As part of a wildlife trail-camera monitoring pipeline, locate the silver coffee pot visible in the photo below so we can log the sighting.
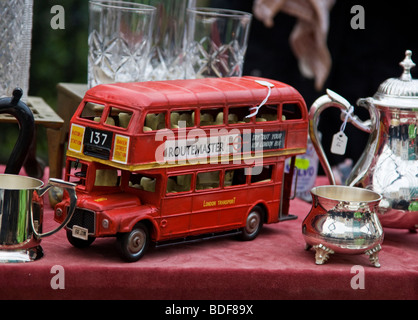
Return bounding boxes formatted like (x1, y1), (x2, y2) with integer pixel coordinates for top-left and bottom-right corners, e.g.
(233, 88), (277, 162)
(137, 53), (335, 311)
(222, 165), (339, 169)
(310, 50), (418, 231)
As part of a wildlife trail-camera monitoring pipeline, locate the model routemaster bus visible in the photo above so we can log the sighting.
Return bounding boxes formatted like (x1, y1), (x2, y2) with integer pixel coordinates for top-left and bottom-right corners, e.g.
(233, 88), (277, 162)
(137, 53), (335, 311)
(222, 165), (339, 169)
(54, 76), (308, 261)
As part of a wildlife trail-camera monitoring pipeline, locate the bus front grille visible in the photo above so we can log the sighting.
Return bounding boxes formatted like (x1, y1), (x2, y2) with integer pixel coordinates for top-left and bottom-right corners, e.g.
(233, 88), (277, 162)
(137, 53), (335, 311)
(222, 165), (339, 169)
(67, 208), (96, 234)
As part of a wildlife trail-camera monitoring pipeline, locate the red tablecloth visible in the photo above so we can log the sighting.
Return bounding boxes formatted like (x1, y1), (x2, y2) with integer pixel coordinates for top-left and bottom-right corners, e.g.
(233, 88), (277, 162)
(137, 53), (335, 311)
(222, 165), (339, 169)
(0, 171), (417, 301)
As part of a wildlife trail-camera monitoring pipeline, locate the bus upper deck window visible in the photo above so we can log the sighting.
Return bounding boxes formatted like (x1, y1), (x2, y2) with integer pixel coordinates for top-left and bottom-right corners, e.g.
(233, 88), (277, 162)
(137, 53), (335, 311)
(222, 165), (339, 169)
(282, 103), (302, 120)
(256, 105), (278, 122)
(105, 107), (133, 129)
(228, 106), (251, 124)
(170, 110), (195, 129)
(200, 107), (224, 126)
(80, 102), (105, 122)
(144, 112), (166, 131)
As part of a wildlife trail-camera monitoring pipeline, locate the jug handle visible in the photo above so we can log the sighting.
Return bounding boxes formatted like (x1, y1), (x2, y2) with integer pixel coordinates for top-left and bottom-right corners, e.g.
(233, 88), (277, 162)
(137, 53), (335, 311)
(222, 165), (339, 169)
(0, 88), (35, 175)
(309, 89), (376, 185)
(31, 179), (77, 239)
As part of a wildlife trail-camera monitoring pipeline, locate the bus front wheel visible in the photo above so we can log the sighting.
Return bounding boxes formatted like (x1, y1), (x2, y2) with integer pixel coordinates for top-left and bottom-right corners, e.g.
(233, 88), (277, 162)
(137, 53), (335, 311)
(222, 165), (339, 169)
(240, 206), (264, 241)
(66, 230), (95, 248)
(117, 223), (150, 262)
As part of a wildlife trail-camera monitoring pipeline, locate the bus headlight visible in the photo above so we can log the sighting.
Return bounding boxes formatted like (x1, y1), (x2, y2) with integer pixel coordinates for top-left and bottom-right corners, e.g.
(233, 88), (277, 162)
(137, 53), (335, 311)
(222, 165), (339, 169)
(102, 219), (109, 229)
(56, 208), (63, 218)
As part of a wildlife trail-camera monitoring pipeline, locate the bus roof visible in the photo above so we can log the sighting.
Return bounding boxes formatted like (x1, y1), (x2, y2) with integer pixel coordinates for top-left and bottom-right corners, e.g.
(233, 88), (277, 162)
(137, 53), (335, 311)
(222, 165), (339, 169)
(84, 76), (304, 109)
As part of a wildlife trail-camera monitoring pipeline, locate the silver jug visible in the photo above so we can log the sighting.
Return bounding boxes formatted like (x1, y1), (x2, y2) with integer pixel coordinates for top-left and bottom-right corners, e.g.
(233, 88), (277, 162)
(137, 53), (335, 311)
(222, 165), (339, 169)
(0, 89), (77, 262)
(310, 50), (418, 231)
(0, 175), (77, 262)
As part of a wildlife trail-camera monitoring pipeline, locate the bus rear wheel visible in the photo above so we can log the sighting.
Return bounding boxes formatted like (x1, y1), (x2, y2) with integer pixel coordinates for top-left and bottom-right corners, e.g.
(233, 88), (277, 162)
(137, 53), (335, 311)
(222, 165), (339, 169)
(117, 223), (150, 262)
(240, 205), (264, 241)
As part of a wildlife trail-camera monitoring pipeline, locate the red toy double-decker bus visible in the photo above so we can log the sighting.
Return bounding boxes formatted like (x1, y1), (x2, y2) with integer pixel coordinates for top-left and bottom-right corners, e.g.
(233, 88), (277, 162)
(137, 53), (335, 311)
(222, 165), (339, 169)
(54, 76), (308, 261)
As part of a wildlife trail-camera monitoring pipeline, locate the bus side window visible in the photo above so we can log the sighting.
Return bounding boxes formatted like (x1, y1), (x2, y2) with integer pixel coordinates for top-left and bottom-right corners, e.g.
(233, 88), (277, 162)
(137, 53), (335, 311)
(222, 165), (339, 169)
(144, 112), (166, 131)
(166, 174), (192, 194)
(105, 107), (133, 129)
(228, 106), (251, 124)
(80, 102), (105, 122)
(282, 103), (302, 120)
(256, 105), (278, 122)
(224, 168), (247, 187)
(67, 161), (88, 186)
(251, 165), (273, 184)
(129, 173), (157, 192)
(196, 171), (220, 190)
(170, 109), (195, 128)
(94, 169), (121, 187)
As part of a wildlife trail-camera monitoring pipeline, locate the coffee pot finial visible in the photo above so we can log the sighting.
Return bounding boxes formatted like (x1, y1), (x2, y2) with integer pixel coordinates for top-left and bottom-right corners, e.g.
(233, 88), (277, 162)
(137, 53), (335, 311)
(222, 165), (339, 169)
(400, 50), (415, 81)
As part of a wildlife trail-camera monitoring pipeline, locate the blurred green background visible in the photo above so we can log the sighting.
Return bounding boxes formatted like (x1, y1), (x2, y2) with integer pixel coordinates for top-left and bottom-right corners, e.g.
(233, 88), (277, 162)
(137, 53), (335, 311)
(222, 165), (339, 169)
(1, 0), (208, 166)
(30, 0), (89, 107)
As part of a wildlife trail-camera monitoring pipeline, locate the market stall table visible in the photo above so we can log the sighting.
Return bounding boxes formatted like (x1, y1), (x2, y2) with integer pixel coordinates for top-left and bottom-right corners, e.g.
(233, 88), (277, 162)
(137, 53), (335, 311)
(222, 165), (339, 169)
(0, 171), (417, 300)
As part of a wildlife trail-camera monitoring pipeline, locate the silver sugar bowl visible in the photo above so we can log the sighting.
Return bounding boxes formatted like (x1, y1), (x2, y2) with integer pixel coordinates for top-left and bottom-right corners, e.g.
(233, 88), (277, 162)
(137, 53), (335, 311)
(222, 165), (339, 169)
(303, 185), (384, 267)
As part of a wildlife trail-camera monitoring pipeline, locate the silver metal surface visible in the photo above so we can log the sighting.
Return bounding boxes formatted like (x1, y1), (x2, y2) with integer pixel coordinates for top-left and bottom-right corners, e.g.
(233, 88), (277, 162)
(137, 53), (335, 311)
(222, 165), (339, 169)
(0, 175), (77, 263)
(303, 185), (384, 267)
(309, 50), (418, 230)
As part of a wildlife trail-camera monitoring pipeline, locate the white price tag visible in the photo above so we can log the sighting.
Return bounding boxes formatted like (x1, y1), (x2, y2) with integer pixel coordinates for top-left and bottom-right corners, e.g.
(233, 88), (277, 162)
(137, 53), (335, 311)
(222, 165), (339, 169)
(331, 131), (348, 155)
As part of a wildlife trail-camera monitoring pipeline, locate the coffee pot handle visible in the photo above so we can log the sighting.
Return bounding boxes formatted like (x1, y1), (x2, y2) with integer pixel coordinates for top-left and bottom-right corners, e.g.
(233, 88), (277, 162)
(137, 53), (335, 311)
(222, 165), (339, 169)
(32, 179), (77, 239)
(0, 88), (35, 174)
(309, 89), (377, 185)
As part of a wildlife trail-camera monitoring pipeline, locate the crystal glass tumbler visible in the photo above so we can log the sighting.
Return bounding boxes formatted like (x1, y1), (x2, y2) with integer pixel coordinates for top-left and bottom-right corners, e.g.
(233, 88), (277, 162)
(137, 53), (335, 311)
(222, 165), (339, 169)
(88, 0), (156, 88)
(185, 7), (252, 79)
(133, 0), (195, 80)
(0, 0), (33, 101)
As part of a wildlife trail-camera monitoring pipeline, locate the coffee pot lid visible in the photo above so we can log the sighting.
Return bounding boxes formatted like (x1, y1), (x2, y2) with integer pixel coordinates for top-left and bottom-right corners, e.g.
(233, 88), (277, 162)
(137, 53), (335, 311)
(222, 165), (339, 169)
(372, 50), (418, 108)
